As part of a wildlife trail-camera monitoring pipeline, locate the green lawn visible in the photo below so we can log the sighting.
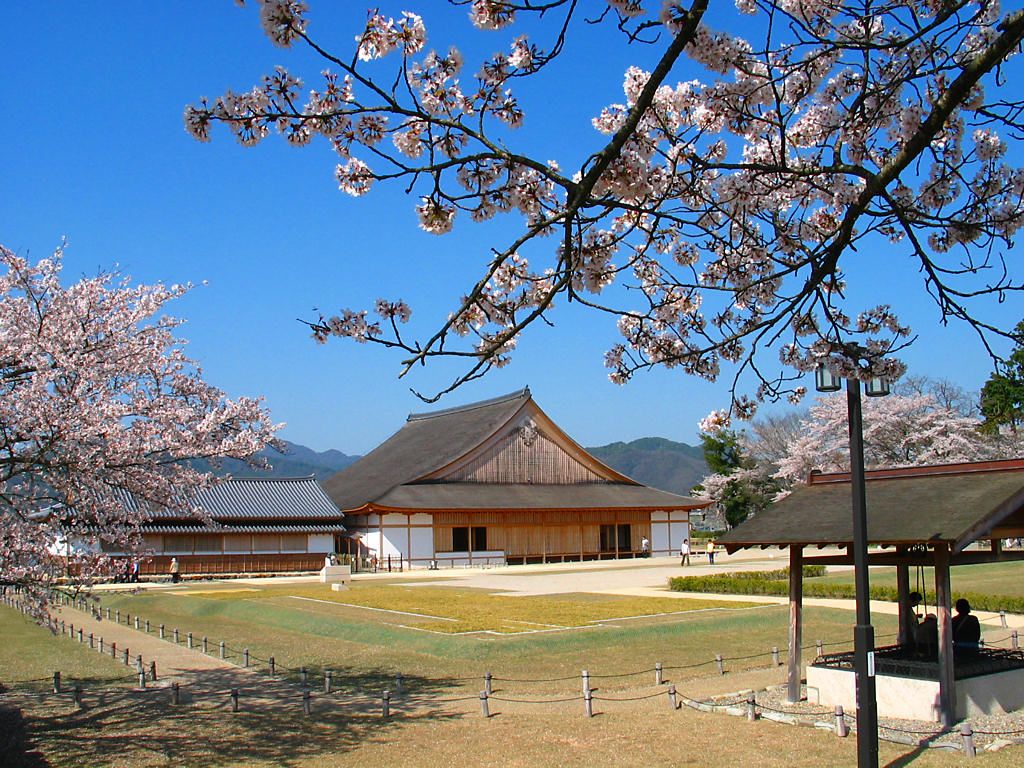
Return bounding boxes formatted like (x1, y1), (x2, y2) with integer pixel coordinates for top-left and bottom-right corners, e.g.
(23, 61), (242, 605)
(4, 577), (1023, 768)
(819, 560), (1024, 599)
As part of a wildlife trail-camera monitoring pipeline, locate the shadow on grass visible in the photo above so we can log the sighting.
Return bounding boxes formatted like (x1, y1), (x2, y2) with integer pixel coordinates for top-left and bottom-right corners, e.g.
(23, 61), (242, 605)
(0, 685), (52, 768)
(17, 666), (472, 767)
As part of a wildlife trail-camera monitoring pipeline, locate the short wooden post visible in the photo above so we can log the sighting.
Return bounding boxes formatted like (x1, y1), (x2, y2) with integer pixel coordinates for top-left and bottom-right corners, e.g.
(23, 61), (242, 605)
(187, 632), (193, 649)
(484, 672), (492, 695)
(67, 622), (73, 637)
(834, 705), (849, 737)
(1000, 610), (1007, 629)
(135, 654), (143, 673)
(98, 637), (104, 654)
(816, 639), (823, 657)
(382, 690), (391, 718)
(138, 670), (146, 689)
(716, 654), (724, 675)
(105, 607), (111, 620)
(301, 667), (308, 686)
(115, 610), (120, 624)
(173, 628), (179, 644)
(219, 641), (225, 659)
(159, 624), (165, 640)
(581, 670), (590, 695)
(134, 616), (140, 630)
(53, 671), (61, 694)
(111, 641), (117, 659)
(122, 648), (129, 665)
(243, 648), (250, 667)
(171, 682), (180, 705)
(395, 672), (403, 693)
(269, 657), (276, 676)
(961, 723), (976, 758)
(746, 693), (758, 721)
(303, 689), (312, 716)
(668, 684), (678, 710)
(771, 646), (780, 666)
(77, 628), (84, 643)
(584, 689), (593, 718)
(73, 685), (82, 709)
(480, 691), (490, 717)
(88, 632), (94, 649)
(145, 619), (150, 633)
(231, 688), (239, 712)
(655, 662), (663, 685)
(324, 670), (333, 693)
(203, 636), (209, 654)
(1012, 630), (1019, 650)
(150, 661), (157, 681)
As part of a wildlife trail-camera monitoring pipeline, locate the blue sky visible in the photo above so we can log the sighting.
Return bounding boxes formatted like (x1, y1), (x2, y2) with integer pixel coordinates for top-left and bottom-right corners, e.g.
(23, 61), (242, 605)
(4, 2), (1020, 455)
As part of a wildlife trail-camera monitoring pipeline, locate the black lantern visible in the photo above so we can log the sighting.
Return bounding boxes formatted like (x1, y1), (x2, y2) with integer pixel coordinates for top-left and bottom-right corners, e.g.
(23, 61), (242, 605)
(815, 365), (842, 392)
(864, 377), (890, 397)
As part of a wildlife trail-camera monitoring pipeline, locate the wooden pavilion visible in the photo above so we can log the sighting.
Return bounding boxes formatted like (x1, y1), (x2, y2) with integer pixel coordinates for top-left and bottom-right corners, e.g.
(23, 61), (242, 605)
(718, 458), (1024, 725)
(323, 388), (709, 567)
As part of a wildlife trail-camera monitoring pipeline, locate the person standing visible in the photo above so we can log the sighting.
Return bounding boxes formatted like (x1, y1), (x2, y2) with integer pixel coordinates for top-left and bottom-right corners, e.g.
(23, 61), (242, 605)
(706, 539), (716, 565)
(640, 536), (650, 557)
(680, 538), (691, 567)
(130, 560), (140, 583)
(169, 557), (180, 584)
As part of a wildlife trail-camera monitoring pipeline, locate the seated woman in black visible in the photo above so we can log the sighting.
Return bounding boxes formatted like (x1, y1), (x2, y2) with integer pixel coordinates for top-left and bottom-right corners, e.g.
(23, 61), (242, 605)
(952, 598), (982, 656)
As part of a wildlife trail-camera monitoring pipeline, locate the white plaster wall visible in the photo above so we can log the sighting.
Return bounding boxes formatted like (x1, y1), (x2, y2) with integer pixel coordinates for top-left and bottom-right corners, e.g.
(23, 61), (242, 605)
(409, 526), (434, 564)
(960, 668), (1024, 718)
(653, 517), (689, 556)
(307, 534), (334, 554)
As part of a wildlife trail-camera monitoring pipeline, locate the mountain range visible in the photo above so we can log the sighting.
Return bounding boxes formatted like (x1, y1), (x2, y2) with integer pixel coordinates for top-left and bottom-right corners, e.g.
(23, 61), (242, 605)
(219, 437), (709, 497)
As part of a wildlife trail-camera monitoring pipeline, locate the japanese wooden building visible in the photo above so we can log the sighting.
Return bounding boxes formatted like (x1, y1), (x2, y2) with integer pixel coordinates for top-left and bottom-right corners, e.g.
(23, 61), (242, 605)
(323, 388), (708, 567)
(127, 476), (346, 576)
(718, 458), (1024, 725)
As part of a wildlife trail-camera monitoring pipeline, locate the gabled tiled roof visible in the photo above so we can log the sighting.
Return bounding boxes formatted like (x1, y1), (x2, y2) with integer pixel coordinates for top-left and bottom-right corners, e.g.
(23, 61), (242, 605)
(323, 388), (534, 510)
(719, 458), (1024, 551)
(139, 476), (343, 524)
(323, 387), (707, 512)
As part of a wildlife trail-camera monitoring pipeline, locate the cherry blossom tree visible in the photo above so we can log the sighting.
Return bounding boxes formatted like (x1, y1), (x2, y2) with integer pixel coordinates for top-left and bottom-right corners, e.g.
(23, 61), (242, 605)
(1, 245), (280, 609)
(773, 390), (1000, 482)
(188, 1), (1024, 406)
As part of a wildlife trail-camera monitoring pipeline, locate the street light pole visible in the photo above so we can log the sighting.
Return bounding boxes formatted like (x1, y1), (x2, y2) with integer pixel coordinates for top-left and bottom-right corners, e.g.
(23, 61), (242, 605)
(847, 378), (879, 768)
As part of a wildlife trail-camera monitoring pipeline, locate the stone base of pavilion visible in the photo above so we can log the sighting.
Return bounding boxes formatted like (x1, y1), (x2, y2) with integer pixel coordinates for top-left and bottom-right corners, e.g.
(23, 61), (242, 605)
(807, 645), (1024, 721)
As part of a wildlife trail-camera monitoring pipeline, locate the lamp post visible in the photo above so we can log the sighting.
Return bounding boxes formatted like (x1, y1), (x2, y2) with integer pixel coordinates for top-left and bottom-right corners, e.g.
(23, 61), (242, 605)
(816, 363), (889, 768)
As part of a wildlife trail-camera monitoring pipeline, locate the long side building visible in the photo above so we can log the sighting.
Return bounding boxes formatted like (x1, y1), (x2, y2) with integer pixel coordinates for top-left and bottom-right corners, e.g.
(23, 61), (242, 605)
(323, 388), (708, 567)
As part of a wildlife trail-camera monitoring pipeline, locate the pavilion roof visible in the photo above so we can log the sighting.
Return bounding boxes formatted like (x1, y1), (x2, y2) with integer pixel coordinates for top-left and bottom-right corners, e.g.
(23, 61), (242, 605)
(718, 459), (1024, 553)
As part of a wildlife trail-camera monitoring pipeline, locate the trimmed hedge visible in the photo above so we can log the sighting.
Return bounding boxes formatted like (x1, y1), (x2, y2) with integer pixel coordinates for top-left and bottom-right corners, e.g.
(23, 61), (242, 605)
(667, 572), (1024, 614)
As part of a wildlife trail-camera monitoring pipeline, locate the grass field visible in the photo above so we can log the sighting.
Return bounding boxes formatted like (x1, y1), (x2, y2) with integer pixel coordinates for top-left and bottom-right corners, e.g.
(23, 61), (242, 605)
(2, 575), (1022, 767)
(817, 560), (1024, 600)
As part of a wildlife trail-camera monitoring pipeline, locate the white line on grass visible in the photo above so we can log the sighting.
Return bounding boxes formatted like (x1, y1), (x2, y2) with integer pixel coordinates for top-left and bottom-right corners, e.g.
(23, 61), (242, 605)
(287, 595), (458, 621)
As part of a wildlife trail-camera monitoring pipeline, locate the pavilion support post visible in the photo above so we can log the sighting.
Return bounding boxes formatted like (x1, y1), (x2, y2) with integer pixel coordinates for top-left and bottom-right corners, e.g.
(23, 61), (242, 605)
(934, 544), (956, 727)
(896, 558), (913, 646)
(787, 545), (804, 703)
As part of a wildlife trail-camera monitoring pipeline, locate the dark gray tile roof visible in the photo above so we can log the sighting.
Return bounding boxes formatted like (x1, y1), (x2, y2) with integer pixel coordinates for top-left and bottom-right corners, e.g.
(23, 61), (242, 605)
(323, 387), (707, 512)
(374, 482), (705, 510)
(719, 460), (1024, 551)
(141, 523), (347, 534)
(141, 476), (343, 524)
(323, 388), (535, 510)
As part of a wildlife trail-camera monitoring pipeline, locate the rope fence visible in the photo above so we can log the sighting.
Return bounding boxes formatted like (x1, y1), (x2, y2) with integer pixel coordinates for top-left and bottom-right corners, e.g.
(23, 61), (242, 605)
(5, 586), (1024, 757)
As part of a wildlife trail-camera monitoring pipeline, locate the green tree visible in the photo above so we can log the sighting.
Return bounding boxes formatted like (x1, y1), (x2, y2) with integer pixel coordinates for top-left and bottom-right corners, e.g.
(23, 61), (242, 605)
(980, 321), (1024, 435)
(695, 430), (780, 528)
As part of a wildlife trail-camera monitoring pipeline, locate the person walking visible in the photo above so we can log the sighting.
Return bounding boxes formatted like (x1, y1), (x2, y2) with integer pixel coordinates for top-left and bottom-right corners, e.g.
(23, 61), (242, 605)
(169, 557), (180, 584)
(706, 539), (716, 565)
(680, 538), (691, 567)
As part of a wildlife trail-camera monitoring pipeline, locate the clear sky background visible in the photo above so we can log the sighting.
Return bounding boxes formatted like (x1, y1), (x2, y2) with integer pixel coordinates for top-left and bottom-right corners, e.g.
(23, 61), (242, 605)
(4, 2), (1020, 455)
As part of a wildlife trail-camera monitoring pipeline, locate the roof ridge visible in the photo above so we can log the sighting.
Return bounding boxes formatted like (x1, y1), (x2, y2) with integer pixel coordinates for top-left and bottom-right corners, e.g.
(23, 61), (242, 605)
(808, 457), (1024, 484)
(220, 475), (318, 482)
(406, 387), (531, 422)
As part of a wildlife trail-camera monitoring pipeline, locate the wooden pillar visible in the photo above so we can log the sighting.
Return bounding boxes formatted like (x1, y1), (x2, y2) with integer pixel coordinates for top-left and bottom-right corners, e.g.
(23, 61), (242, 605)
(934, 544), (956, 727)
(896, 557), (912, 646)
(787, 545), (804, 703)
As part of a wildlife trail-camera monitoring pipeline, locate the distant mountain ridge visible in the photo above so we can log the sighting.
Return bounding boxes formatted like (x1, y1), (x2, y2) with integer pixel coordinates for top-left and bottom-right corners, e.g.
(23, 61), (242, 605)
(586, 437), (709, 497)
(213, 436), (709, 496)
